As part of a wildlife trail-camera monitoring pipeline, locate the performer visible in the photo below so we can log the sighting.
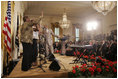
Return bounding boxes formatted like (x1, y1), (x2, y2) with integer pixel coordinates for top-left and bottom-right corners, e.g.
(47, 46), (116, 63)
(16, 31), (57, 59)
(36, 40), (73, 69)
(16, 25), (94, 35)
(20, 16), (33, 71)
(59, 35), (70, 55)
(43, 25), (59, 58)
(32, 23), (39, 66)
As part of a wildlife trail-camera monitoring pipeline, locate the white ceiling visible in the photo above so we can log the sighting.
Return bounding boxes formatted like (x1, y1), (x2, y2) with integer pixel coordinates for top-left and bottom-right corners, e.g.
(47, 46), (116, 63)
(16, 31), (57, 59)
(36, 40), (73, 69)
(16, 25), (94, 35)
(22, 1), (113, 18)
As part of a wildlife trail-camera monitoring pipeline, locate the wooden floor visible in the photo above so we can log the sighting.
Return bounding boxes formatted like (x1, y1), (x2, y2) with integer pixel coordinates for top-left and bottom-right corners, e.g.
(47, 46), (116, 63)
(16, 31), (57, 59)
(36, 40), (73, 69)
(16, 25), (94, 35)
(8, 54), (82, 78)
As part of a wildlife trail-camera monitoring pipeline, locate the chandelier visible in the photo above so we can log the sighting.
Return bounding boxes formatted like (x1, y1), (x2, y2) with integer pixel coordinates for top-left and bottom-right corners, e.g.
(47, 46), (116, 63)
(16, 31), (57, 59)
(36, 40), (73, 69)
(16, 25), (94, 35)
(91, 1), (116, 15)
(59, 9), (70, 29)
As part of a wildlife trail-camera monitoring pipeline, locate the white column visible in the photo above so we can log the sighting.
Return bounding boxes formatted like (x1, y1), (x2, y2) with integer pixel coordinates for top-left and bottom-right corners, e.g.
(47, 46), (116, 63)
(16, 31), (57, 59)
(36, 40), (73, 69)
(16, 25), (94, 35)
(12, 2), (18, 60)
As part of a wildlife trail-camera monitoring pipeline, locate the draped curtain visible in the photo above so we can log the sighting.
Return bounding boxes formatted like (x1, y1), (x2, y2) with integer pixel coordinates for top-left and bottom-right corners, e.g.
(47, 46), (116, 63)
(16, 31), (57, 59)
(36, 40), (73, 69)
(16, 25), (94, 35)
(51, 22), (63, 42)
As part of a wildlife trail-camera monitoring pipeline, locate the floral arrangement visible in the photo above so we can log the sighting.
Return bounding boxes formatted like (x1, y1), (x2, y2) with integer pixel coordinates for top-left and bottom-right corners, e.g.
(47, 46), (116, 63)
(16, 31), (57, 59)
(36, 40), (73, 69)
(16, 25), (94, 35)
(69, 57), (117, 78)
(83, 54), (96, 62)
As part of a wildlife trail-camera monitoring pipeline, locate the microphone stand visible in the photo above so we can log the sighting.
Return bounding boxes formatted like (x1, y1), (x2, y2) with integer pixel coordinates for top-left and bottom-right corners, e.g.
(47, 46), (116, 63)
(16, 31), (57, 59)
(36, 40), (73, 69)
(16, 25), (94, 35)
(33, 14), (47, 72)
(38, 34), (47, 72)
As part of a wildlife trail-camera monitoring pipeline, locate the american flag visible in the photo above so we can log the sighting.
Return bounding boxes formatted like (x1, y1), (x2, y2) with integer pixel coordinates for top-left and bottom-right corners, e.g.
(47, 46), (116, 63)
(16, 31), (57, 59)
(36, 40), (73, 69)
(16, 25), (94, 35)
(3, 1), (11, 55)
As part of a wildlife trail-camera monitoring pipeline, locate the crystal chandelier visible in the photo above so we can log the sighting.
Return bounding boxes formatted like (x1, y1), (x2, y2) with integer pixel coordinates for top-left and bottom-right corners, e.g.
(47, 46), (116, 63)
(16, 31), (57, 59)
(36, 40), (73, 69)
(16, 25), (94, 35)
(59, 9), (70, 29)
(92, 1), (116, 15)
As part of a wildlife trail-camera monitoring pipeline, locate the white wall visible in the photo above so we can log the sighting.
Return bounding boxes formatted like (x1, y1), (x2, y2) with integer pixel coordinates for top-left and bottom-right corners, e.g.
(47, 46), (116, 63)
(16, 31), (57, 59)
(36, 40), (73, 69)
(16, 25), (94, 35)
(81, 7), (117, 40)
(102, 7), (117, 34)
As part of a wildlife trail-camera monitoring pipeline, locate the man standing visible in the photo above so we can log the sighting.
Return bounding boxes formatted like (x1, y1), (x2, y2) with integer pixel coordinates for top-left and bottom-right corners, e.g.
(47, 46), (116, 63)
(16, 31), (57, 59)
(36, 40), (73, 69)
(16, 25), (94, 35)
(43, 25), (59, 59)
(32, 23), (39, 66)
(20, 16), (33, 71)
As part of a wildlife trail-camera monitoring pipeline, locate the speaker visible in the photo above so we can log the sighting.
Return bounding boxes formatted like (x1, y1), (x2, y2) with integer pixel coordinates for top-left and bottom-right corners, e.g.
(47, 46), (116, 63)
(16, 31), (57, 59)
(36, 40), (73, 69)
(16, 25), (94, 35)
(48, 54), (55, 61)
(49, 59), (61, 71)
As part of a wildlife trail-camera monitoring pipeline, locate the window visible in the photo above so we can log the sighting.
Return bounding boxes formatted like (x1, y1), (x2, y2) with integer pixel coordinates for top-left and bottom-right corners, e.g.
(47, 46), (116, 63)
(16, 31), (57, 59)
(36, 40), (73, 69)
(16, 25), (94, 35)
(75, 28), (79, 41)
(55, 27), (59, 42)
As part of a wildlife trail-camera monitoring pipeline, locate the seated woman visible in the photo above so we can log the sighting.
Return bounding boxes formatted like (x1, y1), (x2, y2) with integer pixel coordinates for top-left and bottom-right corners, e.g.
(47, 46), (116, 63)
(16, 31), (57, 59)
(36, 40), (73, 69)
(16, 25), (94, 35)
(65, 41), (74, 56)
(53, 42), (59, 53)
(53, 42), (61, 53)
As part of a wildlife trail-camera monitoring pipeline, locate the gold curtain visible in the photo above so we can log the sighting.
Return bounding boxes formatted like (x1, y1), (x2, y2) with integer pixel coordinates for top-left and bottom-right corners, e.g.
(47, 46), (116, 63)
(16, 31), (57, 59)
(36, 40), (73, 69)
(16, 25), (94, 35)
(51, 22), (63, 42)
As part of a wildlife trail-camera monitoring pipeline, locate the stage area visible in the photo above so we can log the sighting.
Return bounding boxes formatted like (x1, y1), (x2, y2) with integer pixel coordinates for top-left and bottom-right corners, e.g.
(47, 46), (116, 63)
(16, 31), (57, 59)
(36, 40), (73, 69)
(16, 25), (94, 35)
(8, 54), (83, 78)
